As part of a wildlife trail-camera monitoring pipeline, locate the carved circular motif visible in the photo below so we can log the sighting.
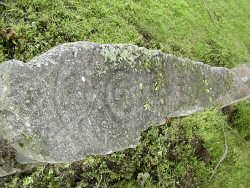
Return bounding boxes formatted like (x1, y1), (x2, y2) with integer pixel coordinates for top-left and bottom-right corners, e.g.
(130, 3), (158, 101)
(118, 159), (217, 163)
(104, 69), (139, 123)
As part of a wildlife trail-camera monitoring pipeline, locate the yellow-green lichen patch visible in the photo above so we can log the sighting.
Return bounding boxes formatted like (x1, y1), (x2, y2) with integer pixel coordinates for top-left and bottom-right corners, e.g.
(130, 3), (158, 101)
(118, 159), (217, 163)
(203, 79), (209, 87)
(140, 57), (167, 93)
(139, 83), (144, 91)
(144, 99), (152, 111)
(143, 60), (154, 73)
(224, 72), (234, 91)
(154, 72), (165, 92)
(18, 133), (33, 148)
(17, 132), (49, 161)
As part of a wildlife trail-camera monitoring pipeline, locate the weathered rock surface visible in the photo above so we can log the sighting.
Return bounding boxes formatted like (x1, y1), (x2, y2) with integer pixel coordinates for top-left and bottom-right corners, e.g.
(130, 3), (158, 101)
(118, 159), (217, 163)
(0, 42), (249, 169)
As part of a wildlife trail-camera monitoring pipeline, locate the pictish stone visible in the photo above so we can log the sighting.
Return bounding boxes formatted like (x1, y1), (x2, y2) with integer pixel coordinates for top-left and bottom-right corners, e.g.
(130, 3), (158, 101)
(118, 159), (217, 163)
(0, 42), (249, 173)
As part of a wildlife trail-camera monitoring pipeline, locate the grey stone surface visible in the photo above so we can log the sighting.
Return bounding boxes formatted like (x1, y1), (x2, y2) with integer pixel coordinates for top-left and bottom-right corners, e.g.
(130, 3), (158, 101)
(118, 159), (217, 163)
(0, 41), (249, 167)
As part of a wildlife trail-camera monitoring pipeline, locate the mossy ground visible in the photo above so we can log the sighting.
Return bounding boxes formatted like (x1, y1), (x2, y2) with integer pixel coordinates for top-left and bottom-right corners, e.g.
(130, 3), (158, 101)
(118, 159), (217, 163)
(0, 0), (250, 187)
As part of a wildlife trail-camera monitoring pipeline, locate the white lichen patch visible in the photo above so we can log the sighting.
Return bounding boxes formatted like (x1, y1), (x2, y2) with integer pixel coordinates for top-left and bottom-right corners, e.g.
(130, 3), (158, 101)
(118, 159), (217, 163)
(81, 76), (86, 83)
(139, 83), (144, 91)
(241, 76), (249, 83)
(100, 44), (156, 68)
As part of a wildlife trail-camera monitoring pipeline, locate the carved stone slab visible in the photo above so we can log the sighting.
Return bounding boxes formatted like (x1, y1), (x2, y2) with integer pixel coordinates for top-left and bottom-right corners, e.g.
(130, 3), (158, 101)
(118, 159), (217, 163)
(0, 42), (249, 166)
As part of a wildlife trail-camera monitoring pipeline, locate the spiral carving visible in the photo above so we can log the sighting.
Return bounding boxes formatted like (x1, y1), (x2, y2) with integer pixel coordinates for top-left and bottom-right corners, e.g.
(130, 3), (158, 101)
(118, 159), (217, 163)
(103, 68), (139, 124)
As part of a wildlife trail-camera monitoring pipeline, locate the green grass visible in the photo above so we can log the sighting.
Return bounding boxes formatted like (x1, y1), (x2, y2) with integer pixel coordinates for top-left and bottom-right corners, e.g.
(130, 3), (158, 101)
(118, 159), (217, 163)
(0, 0), (250, 187)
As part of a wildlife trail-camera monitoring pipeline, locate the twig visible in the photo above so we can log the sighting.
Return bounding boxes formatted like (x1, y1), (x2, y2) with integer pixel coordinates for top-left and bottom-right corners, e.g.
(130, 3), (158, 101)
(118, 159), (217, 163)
(209, 123), (228, 182)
